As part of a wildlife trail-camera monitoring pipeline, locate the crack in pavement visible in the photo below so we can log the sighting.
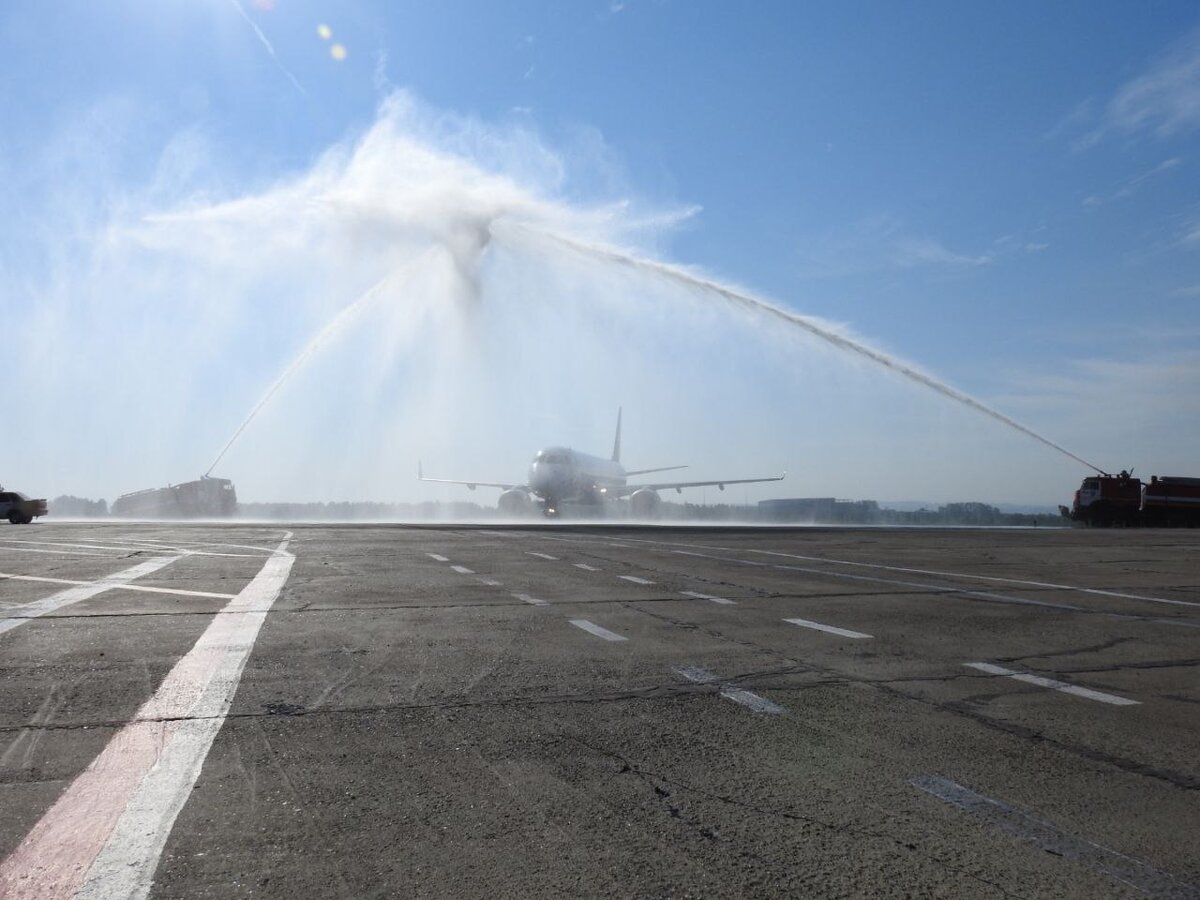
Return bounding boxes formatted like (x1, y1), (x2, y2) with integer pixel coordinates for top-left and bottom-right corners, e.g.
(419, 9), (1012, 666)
(561, 734), (1029, 899)
(999, 636), (1138, 663)
(618, 603), (1200, 792)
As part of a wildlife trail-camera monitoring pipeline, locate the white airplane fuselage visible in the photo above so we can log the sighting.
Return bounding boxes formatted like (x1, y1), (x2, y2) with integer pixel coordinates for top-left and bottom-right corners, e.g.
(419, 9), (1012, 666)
(528, 446), (624, 509)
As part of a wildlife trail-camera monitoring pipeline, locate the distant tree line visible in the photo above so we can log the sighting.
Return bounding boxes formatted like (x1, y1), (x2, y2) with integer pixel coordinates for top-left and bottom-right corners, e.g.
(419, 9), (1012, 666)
(49, 495), (108, 516)
(236, 501), (489, 520)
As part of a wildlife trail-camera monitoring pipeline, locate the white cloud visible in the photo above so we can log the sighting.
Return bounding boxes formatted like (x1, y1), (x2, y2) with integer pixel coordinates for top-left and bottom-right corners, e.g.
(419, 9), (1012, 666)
(998, 350), (1200, 477)
(796, 215), (994, 277)
(1082, 157), (1183, 208)
(1069, 28), (1200, 147)
(891, 237), (992, 268)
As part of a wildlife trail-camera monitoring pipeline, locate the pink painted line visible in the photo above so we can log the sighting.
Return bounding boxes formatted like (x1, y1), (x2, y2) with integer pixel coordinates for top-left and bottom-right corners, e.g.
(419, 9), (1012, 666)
(0, 540), (294, 899)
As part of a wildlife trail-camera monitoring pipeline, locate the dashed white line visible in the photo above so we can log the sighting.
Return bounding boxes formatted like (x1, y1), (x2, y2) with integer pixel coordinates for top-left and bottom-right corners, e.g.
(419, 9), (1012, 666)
(719, 687), (786, 714)
(513, 593), (549, 607)
(478, 578), (502, 586)
(527, 552), (558, 560)
(426, 553), (449, 562)
(573, 563), (599, 571)
(569, 619), (628, 642)
(965, 662), (1138, 706)
(783, 617), (873, 639)
(675, 666), (785, 714)
(618, 575), (655, 585)
(0, 557), (183, 637)
(680, 590), (736, 605)
(450, 565), (474, 575)
(911, 776), (1191, 895)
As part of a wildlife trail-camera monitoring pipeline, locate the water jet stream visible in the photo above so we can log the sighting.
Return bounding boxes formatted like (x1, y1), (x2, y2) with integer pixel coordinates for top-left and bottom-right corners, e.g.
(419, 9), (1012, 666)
(205, 250), (435, 476)
(513, 223), (1103, 475)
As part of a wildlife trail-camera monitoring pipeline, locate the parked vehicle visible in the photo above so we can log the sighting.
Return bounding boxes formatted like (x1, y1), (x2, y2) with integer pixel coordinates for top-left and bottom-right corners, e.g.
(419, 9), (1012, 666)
(1061, 471), (1200, 526)
(0, 487), (48, 524)
(111, 476), (238, 518)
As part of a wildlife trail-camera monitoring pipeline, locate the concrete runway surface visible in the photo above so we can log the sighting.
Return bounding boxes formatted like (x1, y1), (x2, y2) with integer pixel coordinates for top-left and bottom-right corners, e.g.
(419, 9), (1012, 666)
(1, 523), (1198, 899)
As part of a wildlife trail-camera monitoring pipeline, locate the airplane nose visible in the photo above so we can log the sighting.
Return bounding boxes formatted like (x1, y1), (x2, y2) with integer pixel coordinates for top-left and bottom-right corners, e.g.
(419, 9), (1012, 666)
(531, 462), (559, 493)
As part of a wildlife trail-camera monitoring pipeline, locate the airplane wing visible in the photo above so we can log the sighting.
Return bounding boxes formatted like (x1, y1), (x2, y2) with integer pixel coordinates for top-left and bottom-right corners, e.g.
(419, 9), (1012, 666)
(418, 461), (522, 492)
(623, 465), (688, 477)
(605, 473), (786, 497)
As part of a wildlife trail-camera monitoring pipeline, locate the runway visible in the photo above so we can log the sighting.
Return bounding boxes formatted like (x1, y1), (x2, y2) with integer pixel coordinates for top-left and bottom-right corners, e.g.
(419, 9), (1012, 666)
(1, 523), (1198, 898)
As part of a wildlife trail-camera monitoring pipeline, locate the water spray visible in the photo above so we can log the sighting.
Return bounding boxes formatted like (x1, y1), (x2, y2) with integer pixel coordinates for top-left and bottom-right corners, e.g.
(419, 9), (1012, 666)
(205, 249), (436, 476)
(511, 223), (1105, 475)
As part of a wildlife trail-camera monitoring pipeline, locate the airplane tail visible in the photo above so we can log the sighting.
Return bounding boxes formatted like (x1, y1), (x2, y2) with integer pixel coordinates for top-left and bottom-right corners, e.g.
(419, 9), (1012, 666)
(611, 408), (622, 462)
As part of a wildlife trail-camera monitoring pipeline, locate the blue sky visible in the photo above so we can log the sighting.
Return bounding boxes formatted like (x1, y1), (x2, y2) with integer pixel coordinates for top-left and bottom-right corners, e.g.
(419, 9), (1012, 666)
(2, 1), (1199, 506)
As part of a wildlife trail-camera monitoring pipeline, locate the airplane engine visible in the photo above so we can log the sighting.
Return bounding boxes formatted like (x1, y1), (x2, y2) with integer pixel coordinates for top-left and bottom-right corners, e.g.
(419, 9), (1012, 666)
(630, 489), (661, 519)
(498, 488), (534, 516)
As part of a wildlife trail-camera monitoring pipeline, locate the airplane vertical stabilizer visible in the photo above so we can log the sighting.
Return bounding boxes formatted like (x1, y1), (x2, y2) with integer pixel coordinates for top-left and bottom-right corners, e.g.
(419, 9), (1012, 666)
(612, 408), (622, 463)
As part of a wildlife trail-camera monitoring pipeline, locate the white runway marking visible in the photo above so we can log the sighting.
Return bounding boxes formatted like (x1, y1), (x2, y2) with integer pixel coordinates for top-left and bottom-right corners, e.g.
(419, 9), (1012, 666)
(527, 552), (558, 560)
(0, 546), (115, 558)
(569, 619), (628, 642)
(478, 577), (502, 586)
(513, 593), (549, 607)
(749, 548), (1200, 609)
(570, 534), (1199, 611)
(629, 543), (1200, 627)
(450, 565), (475, 575)
(784, 617), (873, 639)
(964, 662), (1138, 706)
(426, 553), (449, 562)
(0, 557), (183, 637)
(680, 590), (736, 605)
(0, 539), (295, 899)
(0, 539), (153, 555)
(573, 563), (599, 571)
(675, 666), (785, 714)
(911, 776), (1194, 896)
(673, 548), (768, 566)
(619, 575), (655, 585)
(0, 572), (236, 601)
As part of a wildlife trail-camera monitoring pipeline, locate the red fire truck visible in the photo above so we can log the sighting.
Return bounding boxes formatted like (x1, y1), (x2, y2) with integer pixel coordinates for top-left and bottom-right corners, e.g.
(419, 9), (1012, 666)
(1062, 472), (1200, 526)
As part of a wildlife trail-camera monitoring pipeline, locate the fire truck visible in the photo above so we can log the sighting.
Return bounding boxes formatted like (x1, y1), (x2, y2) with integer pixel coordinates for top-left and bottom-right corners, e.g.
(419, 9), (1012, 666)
(1061, 471), (1200, 526)
(111, 476), (238, 518)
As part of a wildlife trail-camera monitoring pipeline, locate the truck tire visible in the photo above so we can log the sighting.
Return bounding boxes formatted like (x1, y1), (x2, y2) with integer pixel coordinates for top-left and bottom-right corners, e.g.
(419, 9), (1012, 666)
(7, 510), (21, 525)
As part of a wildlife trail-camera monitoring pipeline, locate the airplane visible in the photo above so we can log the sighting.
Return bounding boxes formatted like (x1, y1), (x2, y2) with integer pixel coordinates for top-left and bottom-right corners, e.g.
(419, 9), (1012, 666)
(418, 410), (785, 517)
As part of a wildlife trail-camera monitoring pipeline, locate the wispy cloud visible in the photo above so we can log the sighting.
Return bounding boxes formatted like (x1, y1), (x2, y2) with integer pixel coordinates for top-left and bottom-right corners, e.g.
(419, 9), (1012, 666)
(1083, 156), (1183, 208)
(796, 215), (996, 278)
(997, 350), (1200, 474)
(1065, 28), (1200, 148)
(891, 237), (992, 268)
(229, 0), (306, 96)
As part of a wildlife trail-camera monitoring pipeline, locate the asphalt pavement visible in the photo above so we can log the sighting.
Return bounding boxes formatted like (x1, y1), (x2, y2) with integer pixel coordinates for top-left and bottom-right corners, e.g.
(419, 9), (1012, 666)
(1, 522), (1198, 898)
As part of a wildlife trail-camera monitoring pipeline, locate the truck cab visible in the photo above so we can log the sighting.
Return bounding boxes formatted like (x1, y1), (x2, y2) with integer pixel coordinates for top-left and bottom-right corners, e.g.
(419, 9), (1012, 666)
(1066, 472), (1141, 526)
(0, 489), (48, 524)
